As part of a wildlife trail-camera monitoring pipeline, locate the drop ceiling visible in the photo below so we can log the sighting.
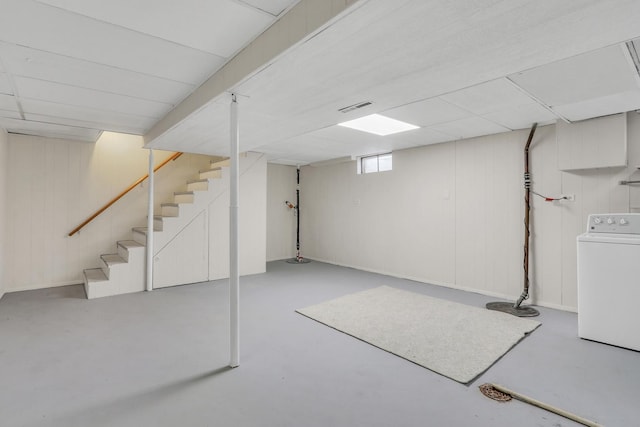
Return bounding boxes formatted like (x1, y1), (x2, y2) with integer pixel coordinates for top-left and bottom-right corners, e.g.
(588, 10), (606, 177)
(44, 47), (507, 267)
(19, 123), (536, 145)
(146, 0), (640, 165)
(0, 0), (298, 141)
(1, 0), (640, 165)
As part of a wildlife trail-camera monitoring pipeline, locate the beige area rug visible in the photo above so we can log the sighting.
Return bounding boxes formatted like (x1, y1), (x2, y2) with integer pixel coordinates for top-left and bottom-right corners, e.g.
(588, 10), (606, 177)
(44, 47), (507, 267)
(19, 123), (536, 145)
(296, 286), (540, 384)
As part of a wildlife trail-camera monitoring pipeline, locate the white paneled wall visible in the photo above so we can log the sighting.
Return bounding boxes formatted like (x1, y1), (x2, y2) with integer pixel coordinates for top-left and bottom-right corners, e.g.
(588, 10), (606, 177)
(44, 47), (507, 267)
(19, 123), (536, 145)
(207, 154), (267, 280)
(299, 113), (640, 311)
(5, 132), (212, 292)
(0, 127), (8, 299)
(266, 164), (297, 261)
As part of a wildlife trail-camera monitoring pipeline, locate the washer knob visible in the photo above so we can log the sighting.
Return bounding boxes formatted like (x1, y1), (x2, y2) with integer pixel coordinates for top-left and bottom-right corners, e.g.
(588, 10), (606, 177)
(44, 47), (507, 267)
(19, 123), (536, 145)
(620, 218), (628, 225)
(607, 217), (614, 225)
(594, 217), (602, 224)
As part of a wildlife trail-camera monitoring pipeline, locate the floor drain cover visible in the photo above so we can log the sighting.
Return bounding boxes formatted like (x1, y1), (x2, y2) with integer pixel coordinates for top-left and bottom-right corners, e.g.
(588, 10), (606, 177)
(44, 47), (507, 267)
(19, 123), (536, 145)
(285, 257), (311, 264)
(479, 384), (512, 402)
(486, 301), (540, 317)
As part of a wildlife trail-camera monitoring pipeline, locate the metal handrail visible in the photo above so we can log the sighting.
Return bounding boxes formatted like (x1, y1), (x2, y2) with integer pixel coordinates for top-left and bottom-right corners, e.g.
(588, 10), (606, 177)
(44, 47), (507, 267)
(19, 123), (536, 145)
(68, 152), (183, 237)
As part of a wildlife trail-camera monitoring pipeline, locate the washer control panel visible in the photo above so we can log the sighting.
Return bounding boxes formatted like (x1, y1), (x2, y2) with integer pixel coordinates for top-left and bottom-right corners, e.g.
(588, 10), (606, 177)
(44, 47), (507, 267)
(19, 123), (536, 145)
(587, 213), (640, 234)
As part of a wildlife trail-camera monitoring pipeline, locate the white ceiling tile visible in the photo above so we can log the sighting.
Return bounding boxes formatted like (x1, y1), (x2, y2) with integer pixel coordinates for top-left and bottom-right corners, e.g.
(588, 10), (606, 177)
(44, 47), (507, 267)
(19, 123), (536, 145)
(0, 0), (635, 161)
(0, 0), (225, 84)
(267, 158), (313, 166)
(553, 90), (640, 122)
(35, 0), (275, 58)
(0, 110), (21, 119)
(0, 72), (13, 94)
(150, 101), (231, 154)
(24, 112), (152, 135)
(482, 102), (558, 130)
(312, 125), (387, 145)
(381, 98), (471, 127)
(295, 126), (422, 158)
(0, 93), (19, 111)
(387, 127), (456, 146)
(20, 98), (154, 133)
(429, 117), (510, 140)
(262, 134), (338, 155)
(257, 131), (364, 164)
(0, 117), (101, 141)
(23, 113), (140, 135)
(148, 1), (640, 159)
(0, 43), (195, 104)
(15, 77), (171, 119)
(440, 78), (537, 115)
(239, 0), (298, 16)
(509, 44), (640, 107)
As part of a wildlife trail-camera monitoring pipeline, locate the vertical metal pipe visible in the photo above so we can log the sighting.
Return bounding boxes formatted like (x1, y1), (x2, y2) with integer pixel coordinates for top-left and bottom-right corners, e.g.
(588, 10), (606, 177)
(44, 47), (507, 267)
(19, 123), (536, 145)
(515, 123), (537, 308)
(296, 166), (300, 259)
(146, 149), (154, 292)
(229, 94), (240, 368)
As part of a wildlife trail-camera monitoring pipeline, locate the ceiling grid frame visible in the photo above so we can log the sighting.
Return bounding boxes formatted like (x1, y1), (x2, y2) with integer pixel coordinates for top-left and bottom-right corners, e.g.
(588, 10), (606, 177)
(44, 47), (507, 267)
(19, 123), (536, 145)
(0, 0), (639, 158)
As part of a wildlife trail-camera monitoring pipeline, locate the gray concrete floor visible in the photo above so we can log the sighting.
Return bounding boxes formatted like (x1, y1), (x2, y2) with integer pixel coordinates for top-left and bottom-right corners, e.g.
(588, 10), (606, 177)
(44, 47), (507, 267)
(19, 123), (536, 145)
(0, 261), (638, 426)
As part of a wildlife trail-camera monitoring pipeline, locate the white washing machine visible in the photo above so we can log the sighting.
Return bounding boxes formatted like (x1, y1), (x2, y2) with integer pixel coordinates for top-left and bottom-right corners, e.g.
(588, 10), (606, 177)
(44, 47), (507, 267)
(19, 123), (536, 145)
(577, 213), (640, 351)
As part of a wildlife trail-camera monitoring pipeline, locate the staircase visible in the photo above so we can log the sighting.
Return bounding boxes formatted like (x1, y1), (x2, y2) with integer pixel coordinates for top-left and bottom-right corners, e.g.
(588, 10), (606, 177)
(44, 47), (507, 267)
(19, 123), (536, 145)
(83, 155), (243, 299)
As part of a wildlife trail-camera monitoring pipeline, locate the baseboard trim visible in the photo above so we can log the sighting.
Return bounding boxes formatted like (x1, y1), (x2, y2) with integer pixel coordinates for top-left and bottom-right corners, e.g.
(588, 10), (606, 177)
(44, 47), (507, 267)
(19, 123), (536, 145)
(305, 257), (578, 313)
(267, 256), (296, 262)
(7, 280), (83, 293)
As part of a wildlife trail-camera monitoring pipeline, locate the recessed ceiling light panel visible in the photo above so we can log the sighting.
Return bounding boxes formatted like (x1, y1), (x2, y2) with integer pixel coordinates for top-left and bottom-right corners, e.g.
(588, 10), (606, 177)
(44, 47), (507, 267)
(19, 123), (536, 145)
(338, 113), (419, 136)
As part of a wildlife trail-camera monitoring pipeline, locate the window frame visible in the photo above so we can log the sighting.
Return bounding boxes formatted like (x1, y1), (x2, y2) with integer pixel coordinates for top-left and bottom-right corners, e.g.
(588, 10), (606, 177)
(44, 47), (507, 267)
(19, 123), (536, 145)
(357, 152), (393, 174)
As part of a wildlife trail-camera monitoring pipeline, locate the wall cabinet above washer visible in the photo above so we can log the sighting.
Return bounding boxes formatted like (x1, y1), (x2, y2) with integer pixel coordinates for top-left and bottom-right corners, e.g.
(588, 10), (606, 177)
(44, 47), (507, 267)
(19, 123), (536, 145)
(557, 113), (627, 171)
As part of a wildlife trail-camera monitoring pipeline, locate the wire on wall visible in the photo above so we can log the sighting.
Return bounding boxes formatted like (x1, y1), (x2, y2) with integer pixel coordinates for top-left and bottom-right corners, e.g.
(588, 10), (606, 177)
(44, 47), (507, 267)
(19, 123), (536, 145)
(530, 191), (571, 202)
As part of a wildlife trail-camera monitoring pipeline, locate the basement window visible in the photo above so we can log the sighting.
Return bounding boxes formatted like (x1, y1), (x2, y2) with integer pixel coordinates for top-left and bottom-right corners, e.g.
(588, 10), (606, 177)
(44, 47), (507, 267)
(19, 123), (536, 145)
(357, 153), (392, 174)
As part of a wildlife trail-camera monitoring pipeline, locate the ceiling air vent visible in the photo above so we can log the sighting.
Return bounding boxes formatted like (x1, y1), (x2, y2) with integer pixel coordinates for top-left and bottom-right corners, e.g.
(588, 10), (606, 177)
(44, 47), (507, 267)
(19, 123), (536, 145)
(628, 39), (640, 77)
(338, 101), (373, 113)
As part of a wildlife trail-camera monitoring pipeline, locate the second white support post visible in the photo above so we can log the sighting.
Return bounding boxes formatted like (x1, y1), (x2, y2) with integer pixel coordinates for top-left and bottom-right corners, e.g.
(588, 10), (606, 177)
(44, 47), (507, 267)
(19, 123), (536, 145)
(229, 94), (240, 368)
(146, 149), (154, 292)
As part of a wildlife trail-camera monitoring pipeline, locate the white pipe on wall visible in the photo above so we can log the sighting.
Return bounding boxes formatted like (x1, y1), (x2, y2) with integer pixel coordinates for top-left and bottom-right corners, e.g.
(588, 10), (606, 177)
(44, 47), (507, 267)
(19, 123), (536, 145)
(229, 94), (240, 368)
(146, 149), (154, 292)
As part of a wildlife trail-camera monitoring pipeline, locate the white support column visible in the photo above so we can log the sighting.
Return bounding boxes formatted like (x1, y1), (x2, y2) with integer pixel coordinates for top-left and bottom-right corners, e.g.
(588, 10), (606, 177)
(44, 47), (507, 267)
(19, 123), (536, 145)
(146, 149), (154, 292)
(229, 94), (240, 368)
